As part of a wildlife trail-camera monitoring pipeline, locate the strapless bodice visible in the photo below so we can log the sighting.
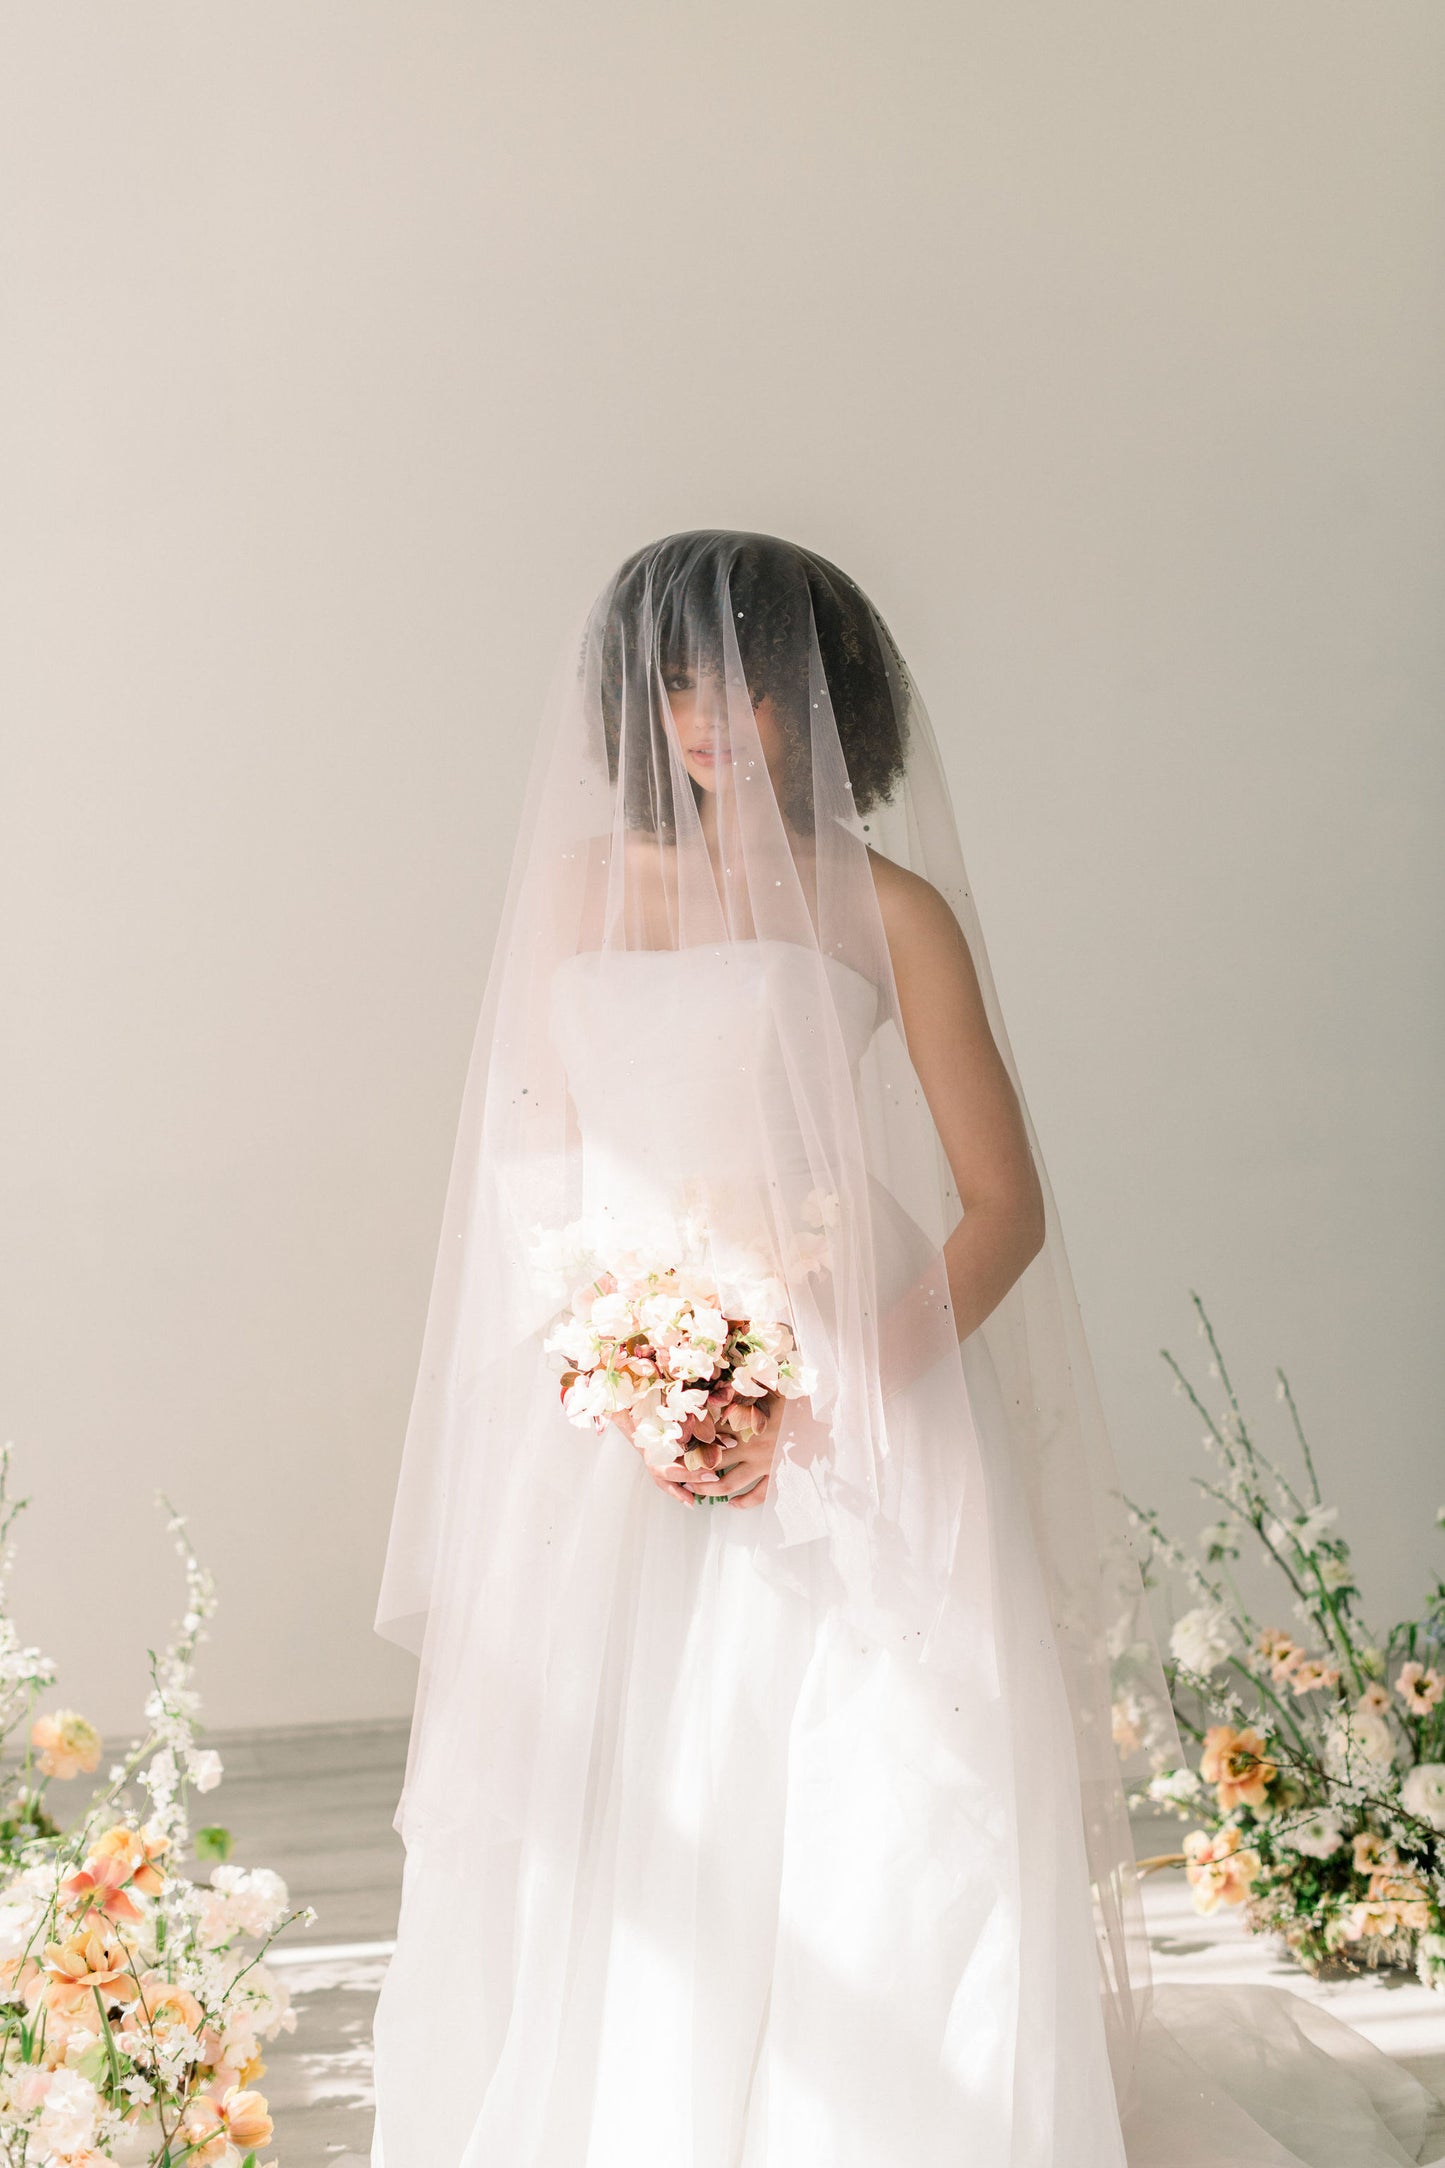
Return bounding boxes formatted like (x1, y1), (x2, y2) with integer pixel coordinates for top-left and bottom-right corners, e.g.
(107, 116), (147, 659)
(547, 940), (881, 1238)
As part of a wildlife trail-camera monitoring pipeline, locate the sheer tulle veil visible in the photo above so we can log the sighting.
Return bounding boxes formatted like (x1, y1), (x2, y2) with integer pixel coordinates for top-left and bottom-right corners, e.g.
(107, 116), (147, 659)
(374, 529), (1174, 2093)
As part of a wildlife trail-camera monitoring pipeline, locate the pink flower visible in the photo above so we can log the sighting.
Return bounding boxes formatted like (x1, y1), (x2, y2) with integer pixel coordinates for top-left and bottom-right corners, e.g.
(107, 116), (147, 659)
(1351, 1829), (1384, 1876)
(1184, 1827), (1260, 1913)
(1357, 1683), (1391, 1716)
(58, 1855), (142, 1926)
(1200, 1726), (1276, 1812)
(1396, 1662), (1445, 1716)
(30, 1710), (101, 1781)
(1289, 1659), (1341, 1697)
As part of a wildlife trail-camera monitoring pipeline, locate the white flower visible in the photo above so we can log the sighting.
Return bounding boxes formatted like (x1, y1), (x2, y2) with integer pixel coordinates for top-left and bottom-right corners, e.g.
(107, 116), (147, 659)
(37, 2068), (100, 2155)
(1417, 1932), (1445, 1990)
(1169, 1606), (1234, 1677)
(220, 1864), (289, 1938)
(801, 1187), (840, 1230)
(1266, 1504), (1339, 1556)
(684, 1304), (728, 1350)
(1400, 1763), (1445, 1833)
(228, 1960), (294, 2040)
(1315, 1555), (1354, 1592)
(187, 1747), (223, 1792)
(106, 2108), (166, 2165)
(628, 1389), (683, 1471)
(1198, 1519), (1240, 1557)
(1278, 1810), (1344, 1860)
(1326, 1707), (1397, 1776)
(587, 1289), (639, 1339)
(1147, 1767), (1203, 1808)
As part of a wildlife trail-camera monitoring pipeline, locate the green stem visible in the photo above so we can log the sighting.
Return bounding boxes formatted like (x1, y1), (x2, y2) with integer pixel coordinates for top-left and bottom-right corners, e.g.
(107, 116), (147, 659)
(1275, 1367), (1322, 1505)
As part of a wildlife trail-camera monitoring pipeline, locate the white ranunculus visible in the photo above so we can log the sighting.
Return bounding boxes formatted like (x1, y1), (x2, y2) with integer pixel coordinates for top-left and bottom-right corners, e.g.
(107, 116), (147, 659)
(1278, 1810), (1344, 1860)
(1326, 1707), (1397, 1776)
(1400, 1762), (1445, 1833)
(1169, 1606), (1234, 1677)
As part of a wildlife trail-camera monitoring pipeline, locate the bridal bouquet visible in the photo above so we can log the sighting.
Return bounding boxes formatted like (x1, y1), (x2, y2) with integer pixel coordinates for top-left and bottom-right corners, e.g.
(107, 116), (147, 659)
(1127, 1298), (1445, 1991)
(0, 1445), (312, 2166)
(538, 1202), (826, 1479)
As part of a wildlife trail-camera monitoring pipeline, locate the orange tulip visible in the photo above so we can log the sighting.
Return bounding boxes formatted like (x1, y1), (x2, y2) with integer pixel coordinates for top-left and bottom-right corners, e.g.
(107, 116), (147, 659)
(221, 2087), (275, 2149)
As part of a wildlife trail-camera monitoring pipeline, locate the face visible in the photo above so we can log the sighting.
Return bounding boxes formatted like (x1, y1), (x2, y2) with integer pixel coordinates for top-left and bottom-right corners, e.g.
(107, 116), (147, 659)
(660, 662), (786, 799)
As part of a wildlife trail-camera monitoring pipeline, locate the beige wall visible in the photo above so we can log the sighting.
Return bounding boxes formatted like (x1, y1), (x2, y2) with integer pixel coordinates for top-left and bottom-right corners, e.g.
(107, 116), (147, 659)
(1, 3), (1440, 1734)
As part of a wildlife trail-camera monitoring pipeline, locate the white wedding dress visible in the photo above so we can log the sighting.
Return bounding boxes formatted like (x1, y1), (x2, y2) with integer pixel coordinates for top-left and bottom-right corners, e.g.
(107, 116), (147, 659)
(371, 941), (1442, 2168)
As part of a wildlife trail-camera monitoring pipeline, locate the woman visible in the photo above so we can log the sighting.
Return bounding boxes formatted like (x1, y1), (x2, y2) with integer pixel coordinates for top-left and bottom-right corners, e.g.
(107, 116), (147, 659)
(370, 532), (1436, 2167)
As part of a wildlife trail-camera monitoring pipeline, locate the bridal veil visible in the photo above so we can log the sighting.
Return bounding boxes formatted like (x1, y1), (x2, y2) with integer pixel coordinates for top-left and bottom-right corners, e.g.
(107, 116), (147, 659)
(374, 529), (1169, 2081)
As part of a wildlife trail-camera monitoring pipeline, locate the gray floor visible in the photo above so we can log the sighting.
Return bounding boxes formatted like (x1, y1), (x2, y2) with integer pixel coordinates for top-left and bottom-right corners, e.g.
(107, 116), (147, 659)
(206, 1718), (407, 2168)
(218, 1720), (1445, 2166)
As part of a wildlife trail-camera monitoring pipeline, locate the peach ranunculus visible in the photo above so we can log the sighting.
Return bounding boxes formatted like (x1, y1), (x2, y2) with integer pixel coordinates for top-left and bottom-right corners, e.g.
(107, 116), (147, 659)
(1396, 1661), (1445, 1716)
(1199, 1725), (1276, 1813)
(134, 1969), (205, 2038)
(30, 1710), (102, 1781)
(39, 1928), (139, 2015)
(59, 1853), (143, 1927)
(88, 1822), (170, 1897)
(1183, 1827), (1261, 1913)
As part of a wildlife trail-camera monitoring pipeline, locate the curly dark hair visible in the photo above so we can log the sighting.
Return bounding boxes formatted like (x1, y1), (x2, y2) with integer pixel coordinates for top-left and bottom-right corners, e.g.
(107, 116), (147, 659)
(592, 530), (910, 833)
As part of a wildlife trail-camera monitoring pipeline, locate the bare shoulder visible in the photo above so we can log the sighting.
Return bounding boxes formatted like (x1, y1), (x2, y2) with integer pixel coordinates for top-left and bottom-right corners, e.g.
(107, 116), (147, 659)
(866, 847), (973, 977)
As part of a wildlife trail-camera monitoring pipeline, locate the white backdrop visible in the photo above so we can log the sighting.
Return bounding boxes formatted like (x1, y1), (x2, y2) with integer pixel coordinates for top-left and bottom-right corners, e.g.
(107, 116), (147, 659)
(1, 2), (1440, 1734)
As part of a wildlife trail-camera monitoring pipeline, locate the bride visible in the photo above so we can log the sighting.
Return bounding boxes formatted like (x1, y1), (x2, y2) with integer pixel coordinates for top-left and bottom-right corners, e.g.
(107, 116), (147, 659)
(368, 531), (1438, 2167)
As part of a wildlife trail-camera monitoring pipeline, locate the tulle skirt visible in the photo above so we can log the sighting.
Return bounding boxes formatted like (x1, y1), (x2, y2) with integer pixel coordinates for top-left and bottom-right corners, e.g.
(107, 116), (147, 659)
(369, 1334), (1441, 2168)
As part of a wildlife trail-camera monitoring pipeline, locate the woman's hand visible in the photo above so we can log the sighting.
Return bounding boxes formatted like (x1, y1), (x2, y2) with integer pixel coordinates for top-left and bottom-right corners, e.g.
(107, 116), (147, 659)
(673, 1394), (783, 1510)
(617, 1396), (784, 1511)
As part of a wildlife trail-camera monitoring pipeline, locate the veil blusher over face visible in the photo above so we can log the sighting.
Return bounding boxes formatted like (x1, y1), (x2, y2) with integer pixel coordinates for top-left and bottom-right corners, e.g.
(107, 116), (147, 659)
(374, 528), (1174, 2101)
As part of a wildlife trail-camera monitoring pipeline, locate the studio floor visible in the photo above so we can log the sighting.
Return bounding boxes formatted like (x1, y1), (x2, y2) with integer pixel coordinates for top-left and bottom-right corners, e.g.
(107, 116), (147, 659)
(221, 1721), (1445, 2168)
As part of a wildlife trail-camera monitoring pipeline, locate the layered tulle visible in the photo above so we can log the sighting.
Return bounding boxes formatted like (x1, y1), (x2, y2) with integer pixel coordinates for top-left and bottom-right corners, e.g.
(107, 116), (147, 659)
(369, 534), (1441, 2165)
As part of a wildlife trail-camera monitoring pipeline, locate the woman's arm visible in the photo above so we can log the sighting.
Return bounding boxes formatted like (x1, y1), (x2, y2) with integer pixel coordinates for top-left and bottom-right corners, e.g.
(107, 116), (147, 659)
(872, 854), (1046, 1350)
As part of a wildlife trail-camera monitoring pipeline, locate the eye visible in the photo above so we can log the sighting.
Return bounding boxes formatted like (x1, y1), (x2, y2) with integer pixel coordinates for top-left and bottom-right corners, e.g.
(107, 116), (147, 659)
(661, 670), (694, 694)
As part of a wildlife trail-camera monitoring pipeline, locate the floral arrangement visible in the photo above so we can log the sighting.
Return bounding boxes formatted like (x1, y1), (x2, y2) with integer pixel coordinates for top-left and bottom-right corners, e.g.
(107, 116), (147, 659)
(1127, 1297), (1445, 1991)
(538, 1197), (828, 1482)
(0, 1445), (313, 2165)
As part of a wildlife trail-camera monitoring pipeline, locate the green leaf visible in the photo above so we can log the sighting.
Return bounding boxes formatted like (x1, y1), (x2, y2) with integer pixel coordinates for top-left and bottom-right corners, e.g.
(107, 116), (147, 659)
(75, 2037), (110, 2088)
(194, 1824), (233, 1862)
